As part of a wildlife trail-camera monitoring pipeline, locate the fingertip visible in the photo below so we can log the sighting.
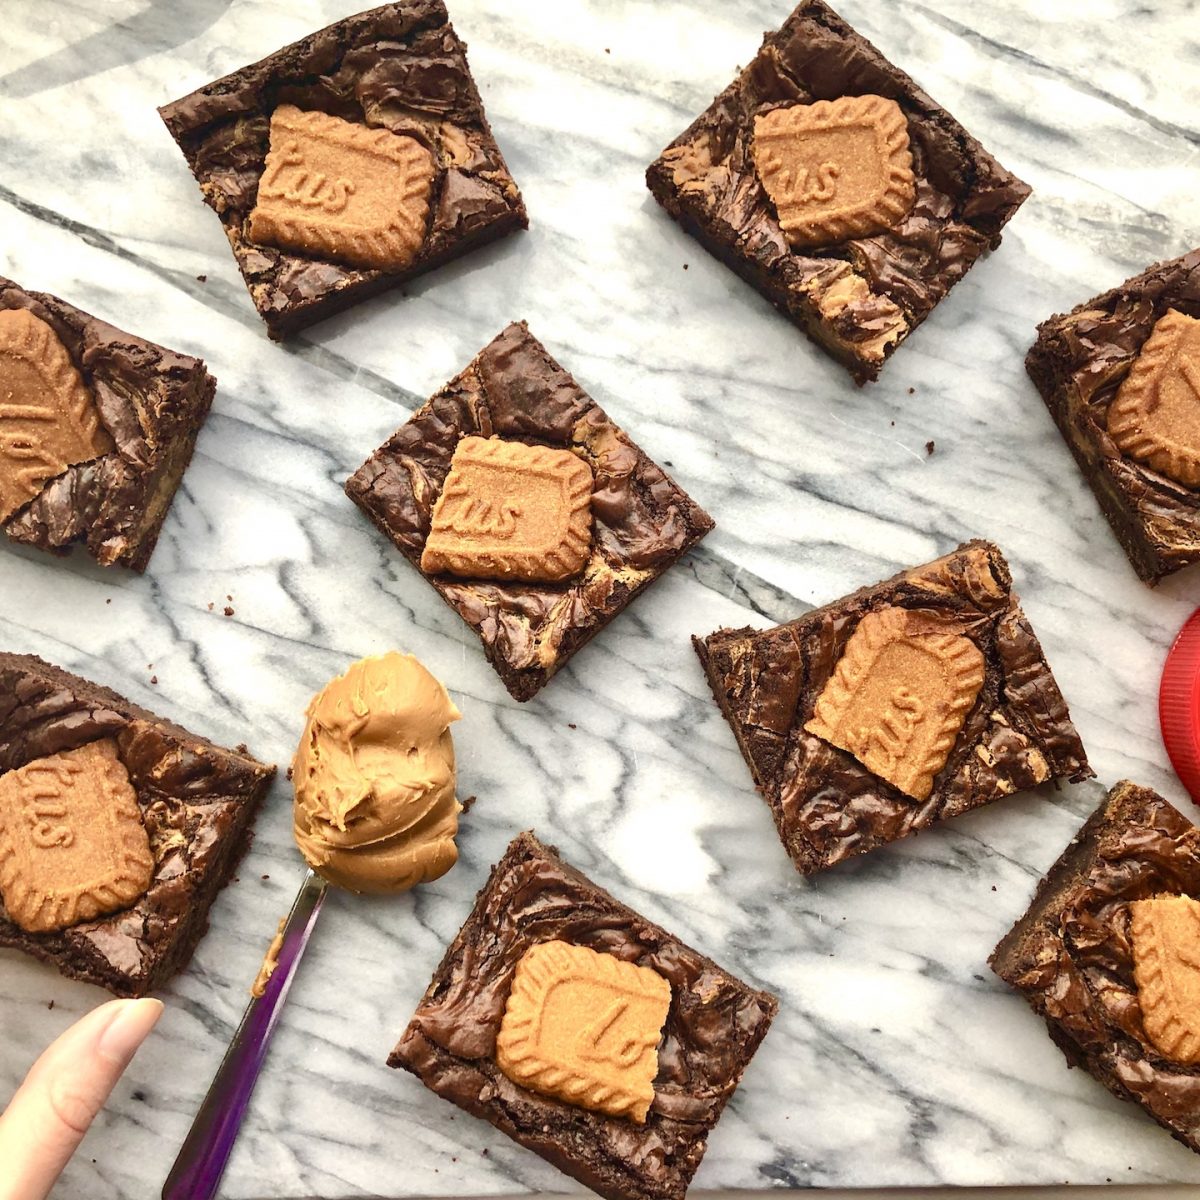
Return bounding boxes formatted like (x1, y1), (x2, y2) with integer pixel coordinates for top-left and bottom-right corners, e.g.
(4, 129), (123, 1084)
(95, 998), (165, 1068)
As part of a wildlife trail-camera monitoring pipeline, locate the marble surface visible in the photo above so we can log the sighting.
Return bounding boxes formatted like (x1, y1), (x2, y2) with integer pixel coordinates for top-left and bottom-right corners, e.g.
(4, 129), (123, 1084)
(2, 0), (1200, 1196)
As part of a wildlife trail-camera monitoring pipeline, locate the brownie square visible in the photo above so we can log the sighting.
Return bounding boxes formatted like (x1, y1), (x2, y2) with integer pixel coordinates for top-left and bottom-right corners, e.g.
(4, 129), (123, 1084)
(158, 1), (528, 340)
(0, 653), (275, 997)
(0, 277), (216, 572)
(991, 781), (1200, 1157)
(345, 321), (715, 701)
(389, 831), (778, 1200)
(694, 540), (1091, 875)
(645, 0), (1031, 383)
(1026, 248), (1200, 583)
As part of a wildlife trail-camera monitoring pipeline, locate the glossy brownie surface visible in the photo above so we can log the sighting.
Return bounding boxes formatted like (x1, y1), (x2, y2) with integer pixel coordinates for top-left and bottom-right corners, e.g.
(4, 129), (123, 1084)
(159, 0), (527, 339)
(0, 277), (215, 572)
(389, 831), (777, 1200)
(346, 321), (715, 701)
(991, 781), (1200, 1154)
(646, 0), (1030, 382)
(694, 540), (1091, 874)
(1026, 248), (1200, 583)
(0, 653), (274, 996)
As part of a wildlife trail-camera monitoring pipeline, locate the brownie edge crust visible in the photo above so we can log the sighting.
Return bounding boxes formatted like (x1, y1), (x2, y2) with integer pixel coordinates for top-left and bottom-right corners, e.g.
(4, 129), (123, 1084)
(388, 831), (778, 1200)
(990, 781), (1200, 1157)
(0, 653), (275, 996)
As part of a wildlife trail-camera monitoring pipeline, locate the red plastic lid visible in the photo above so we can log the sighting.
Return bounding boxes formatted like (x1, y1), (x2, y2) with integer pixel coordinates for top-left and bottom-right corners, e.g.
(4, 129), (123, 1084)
(1160, 608), (1200, 804)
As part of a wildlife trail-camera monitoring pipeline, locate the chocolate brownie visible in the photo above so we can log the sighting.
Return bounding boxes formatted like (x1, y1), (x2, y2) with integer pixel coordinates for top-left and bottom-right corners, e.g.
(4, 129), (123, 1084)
(345, 321), (715, 701)
(646, 0), (1031, 383)
(0, 653), (275, 997)
(1026, 248), (1200, 583)
(389, 831), (778, 1200)
(991, 781), (1200, 1157)
(694, 540), (1091, 875)
(0, 277), (216, 571)
(158, 1), (528, 340)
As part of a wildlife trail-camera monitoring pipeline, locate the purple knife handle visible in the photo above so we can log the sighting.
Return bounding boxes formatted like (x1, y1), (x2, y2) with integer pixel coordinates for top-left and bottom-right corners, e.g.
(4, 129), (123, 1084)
(162, 868), (329, 1200)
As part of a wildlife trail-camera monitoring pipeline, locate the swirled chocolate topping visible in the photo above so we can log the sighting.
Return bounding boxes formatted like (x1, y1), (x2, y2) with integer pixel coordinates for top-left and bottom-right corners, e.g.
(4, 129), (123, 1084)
(292, 652), (461, 893)
(992, 781), (1200, 1147)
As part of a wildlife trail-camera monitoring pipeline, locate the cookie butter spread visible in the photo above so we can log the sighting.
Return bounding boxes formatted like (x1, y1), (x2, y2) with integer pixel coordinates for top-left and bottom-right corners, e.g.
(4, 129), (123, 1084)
(292, 652), (461, 893)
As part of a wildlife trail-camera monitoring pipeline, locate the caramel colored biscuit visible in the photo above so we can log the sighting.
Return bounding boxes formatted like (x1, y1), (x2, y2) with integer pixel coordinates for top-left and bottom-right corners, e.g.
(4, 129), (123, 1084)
(1131, 894), (1200, 1064)
(248, 105), (434, 273)
(0, 740), (154, 933)
(1108, 309), (1200, 487)
(752, 95), (915, 249)
(0, 308), (113, 522)
(421, 437), (594, 582)
(805, 606), (985, 800)
(495, 940), (672, 1122)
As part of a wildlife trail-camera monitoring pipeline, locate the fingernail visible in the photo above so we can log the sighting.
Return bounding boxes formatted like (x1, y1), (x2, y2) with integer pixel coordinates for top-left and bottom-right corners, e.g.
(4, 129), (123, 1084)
(96, 998), (164, 1068)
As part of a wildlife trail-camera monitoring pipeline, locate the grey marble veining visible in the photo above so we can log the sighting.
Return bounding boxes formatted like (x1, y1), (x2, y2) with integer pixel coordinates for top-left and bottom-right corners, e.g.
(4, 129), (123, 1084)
(2, 0), (1200, 1195)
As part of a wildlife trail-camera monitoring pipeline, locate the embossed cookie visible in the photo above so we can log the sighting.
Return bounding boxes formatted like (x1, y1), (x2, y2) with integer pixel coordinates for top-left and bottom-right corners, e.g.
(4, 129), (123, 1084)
(0, 739), (153, 933)
(421, 436), (594, 582)
(805, 606), (985, 801)
(752, 95), (915, 249)
(495, 939), (672, 1123)
(1107, 309), (1200, 487)
(0, 308), (112, 522)
(248, 105), (435, 273)
(1131, 894), (1200, 1064)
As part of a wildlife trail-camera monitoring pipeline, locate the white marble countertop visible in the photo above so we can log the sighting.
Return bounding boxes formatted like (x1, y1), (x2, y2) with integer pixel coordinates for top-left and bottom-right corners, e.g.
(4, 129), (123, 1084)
(3, 0), (1200, 1197)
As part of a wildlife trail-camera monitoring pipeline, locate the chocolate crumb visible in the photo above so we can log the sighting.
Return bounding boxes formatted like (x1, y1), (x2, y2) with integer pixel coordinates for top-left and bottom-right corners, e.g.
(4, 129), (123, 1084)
(568, 723), (577, 730)
(262, 874), (270, 881)
(47, 999), (54, 1010)
(460, 794), (478, 815)
(106, 598), (112, 605)
(907, 386), (915, 394)
(482, 1149), (489, 1157)
(889, 420), (895, 427)
(682, 263), (688, 270)
(207, 602), (214, 611)
(604, 47), (610, 53)
(227, 594), (233, 602)
(224, 606), (235, 617)
(150, 676), (158, 685)
(991, 884), (997, 892)
(925, 440), (935, 456)
(286, 766), (294, 781)
(197, 274), (207, 283)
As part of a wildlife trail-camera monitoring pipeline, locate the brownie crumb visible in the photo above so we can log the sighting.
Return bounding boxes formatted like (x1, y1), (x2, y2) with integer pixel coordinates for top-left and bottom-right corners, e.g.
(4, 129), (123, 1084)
(481, 1149), (489, 1157)
(460, 794), (478, 815)
(47, 999), (54, 1010)
(261, 874), (270, 881)
(604, 47), (610, 53)
(991, 885), (997, 892)
(224, 606), (235, 617)
(227, 594), (233, 602)
(286, 766), (294, 781)
(568, 723), (577, 730)
(197, 274), (207, 283)
(106, 598), (112, 605)
(907, 386), (915, 394)
(150, 676), (158, 686)
(925, 440), (935, 456)
(207, 602), (214, 611)
(682, 263), (688, 270)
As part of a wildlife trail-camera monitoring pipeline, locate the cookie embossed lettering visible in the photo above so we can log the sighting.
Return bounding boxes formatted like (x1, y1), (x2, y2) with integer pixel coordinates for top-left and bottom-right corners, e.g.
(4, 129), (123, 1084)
(752, 95), (916, 249)
(1108, 309), (1200, 487)
(495, 940), (672, 1122)
(421, 437), (594, 583)
(0, 308), (113, 522)
(805, 606), (985, 801)
(248, 105), (435, 273)
(1131, 894), (1200, 1064)
(0, 740), (154, 933)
